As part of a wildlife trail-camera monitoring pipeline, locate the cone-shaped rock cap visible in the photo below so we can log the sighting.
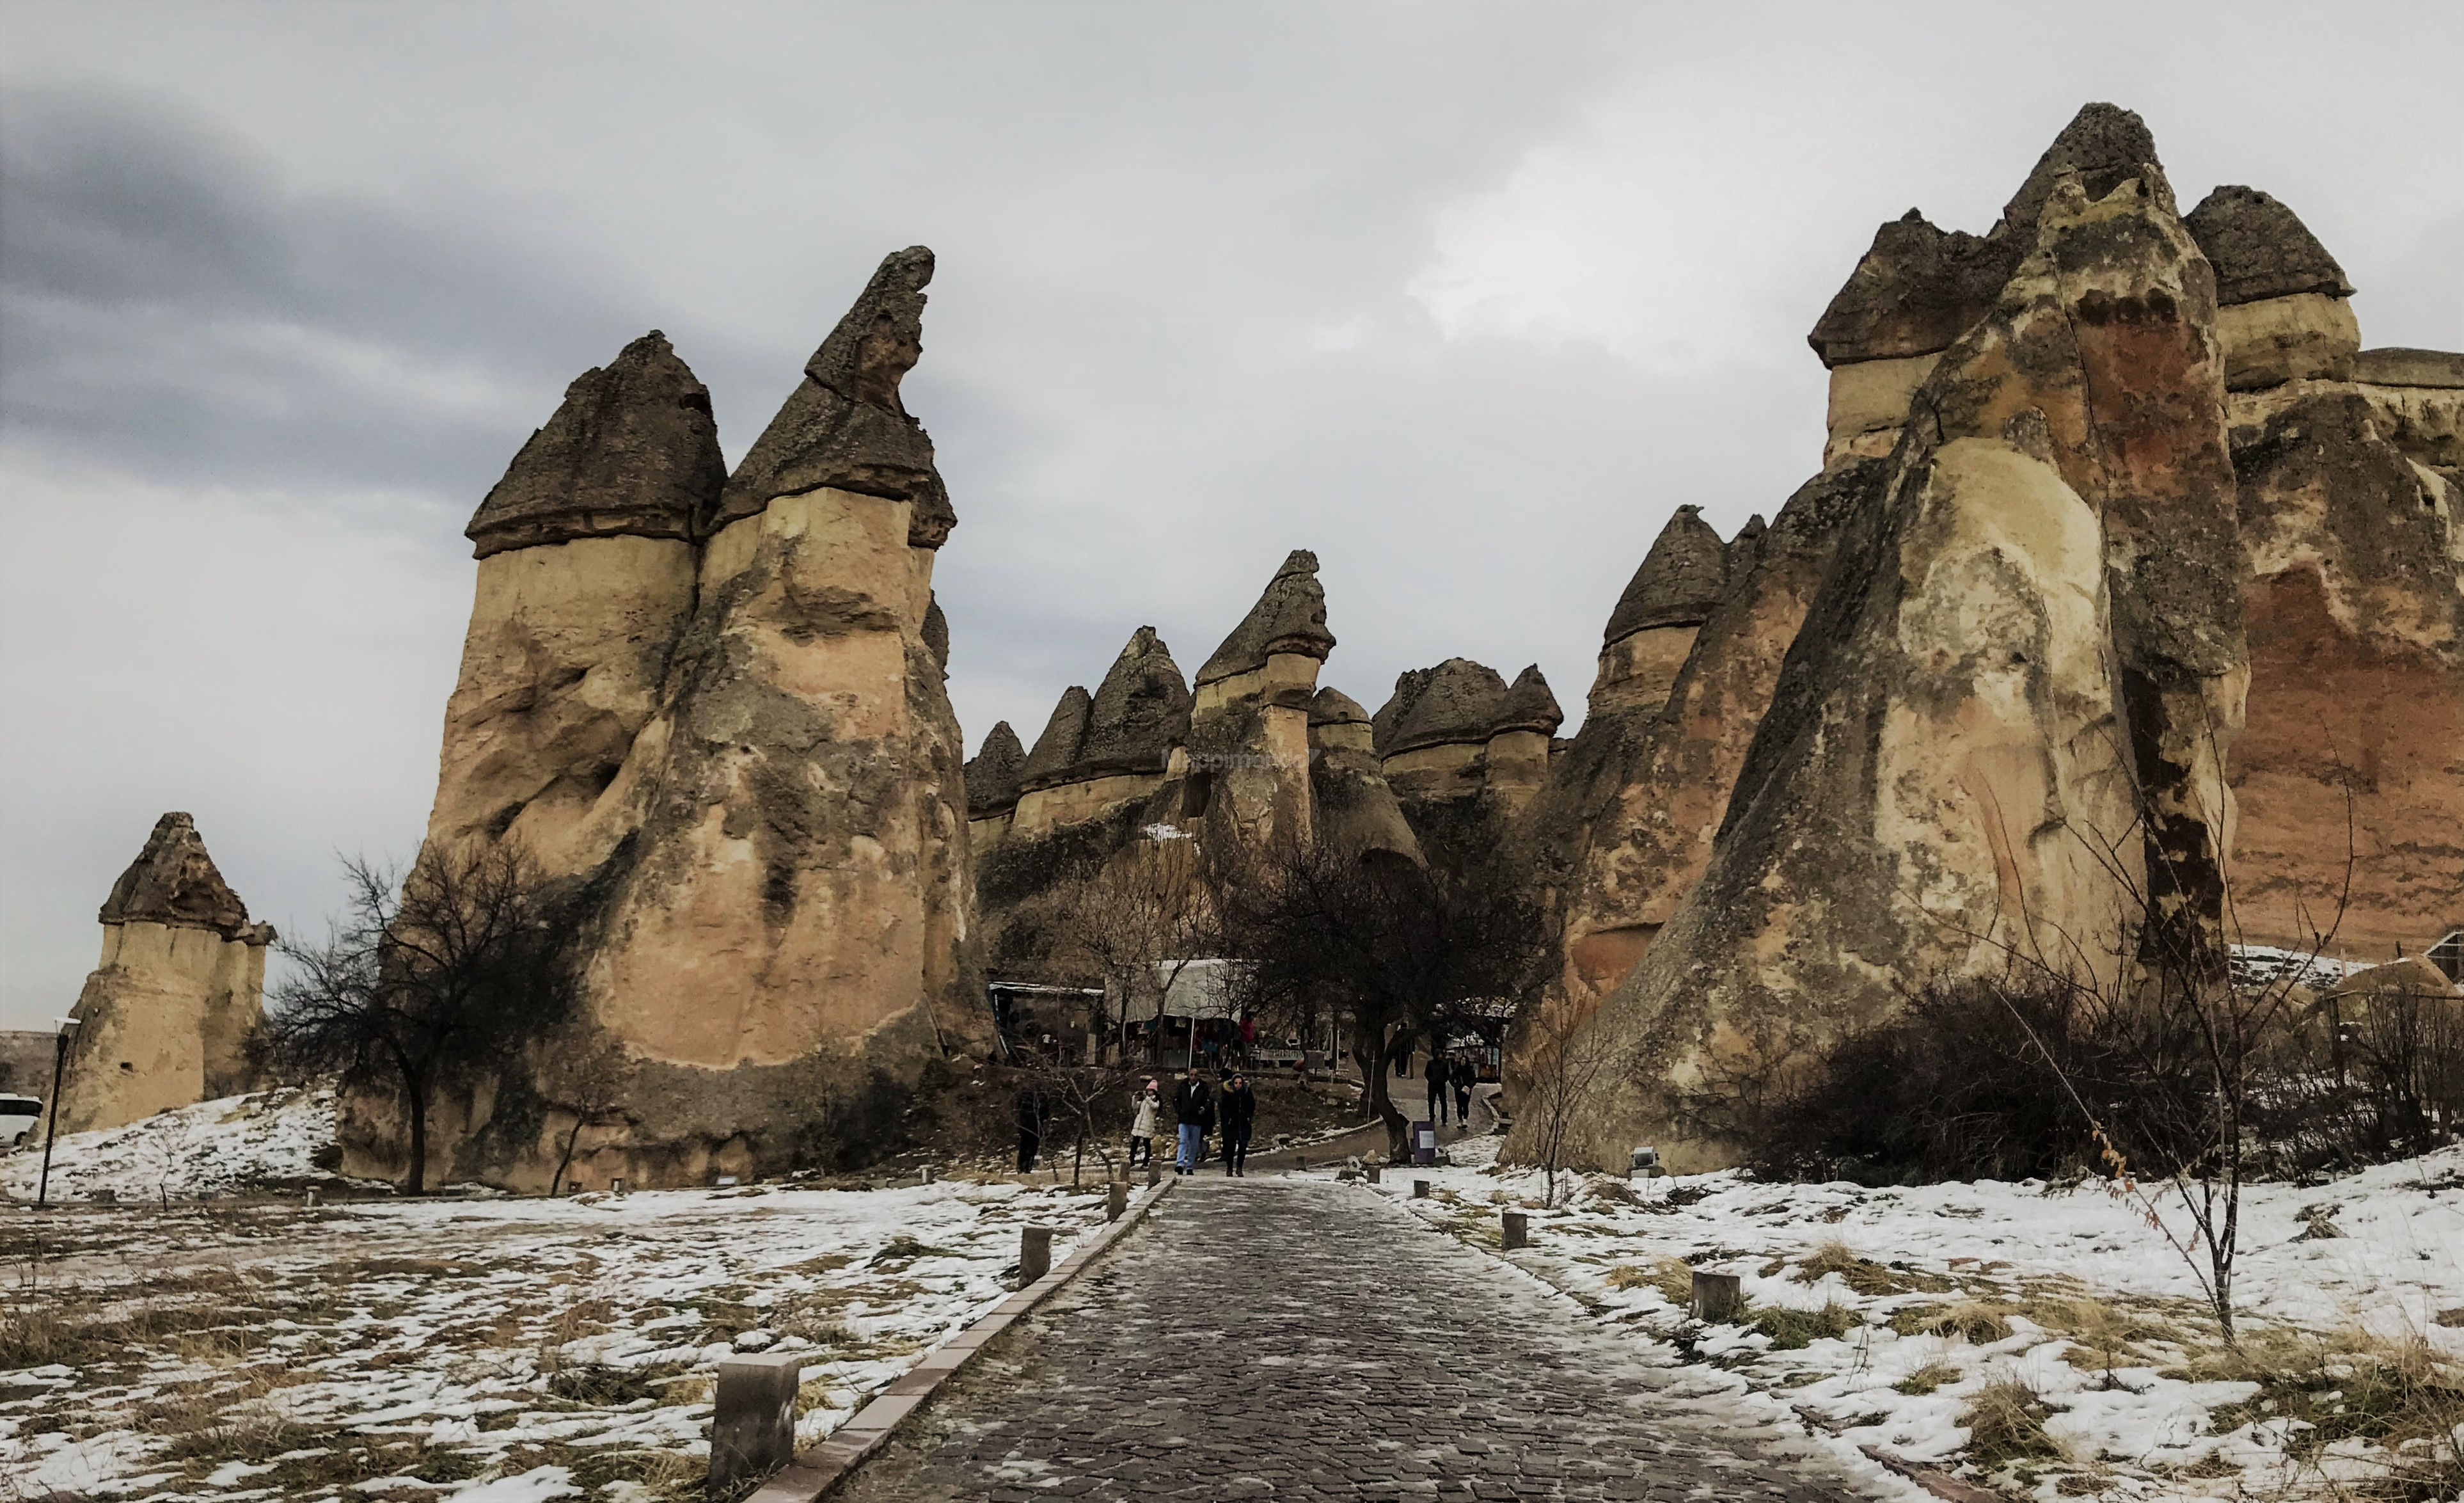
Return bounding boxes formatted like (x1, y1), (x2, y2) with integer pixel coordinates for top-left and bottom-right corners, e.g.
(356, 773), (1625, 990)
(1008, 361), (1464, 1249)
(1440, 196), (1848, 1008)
(99, 813), (267, 941)
(965, 722), (1026, 818)
(1501, 665), (1564, 736)
(2185, 186), (2353, 306)
(1194, 550), (1338, 687)
(1603, 505), (1728, 645)
(715, 246), (954, 546)
(1074, 627), (1192, 779)
(1016, 685), (1094, 791)
(465, 332), (725, 559)
(1309, 686), (1371, 728)
(1374, 658), (1524, 757)
(1810, 103), (2162, 367)
(1996, 103), (2158, 244)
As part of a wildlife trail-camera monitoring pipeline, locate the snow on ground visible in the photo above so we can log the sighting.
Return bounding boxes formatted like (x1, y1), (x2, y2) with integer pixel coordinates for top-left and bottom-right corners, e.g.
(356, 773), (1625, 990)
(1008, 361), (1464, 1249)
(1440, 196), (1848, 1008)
(1, 1099), (1109, 1502)
(0, 1086), (357, 1204)
(1341, 1134), (2464, 1501)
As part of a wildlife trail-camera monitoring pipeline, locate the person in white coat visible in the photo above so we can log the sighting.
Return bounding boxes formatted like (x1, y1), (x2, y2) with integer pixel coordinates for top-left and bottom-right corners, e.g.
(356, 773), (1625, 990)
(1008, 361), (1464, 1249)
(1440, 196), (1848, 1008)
(1127, 1078), (1160, 1168)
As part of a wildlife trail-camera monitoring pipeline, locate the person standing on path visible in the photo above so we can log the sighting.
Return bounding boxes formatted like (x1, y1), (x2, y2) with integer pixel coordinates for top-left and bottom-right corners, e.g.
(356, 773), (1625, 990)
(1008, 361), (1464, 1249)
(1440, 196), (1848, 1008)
(1452, 1055), (1474, 1127)
(1218, 1071), (1256, 1176)
(1173, 1069), (1212, 1174)
(1014, 1082), (1048, 1174)
(1127, 1078), (1158, 1167)
(1424, 1052), (1451, 1126)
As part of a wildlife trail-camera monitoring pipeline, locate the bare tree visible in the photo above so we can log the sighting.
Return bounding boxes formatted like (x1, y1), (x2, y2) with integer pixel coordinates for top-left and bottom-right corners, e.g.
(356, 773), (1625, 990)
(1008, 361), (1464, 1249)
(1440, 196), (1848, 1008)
(1218, 838), (1547, 1159)
(544, 1036), (631, 1196)
(1517, 999), (1620, 1207)
(258, 843), (575, 1195)
(1041, 836), (1218, 1065)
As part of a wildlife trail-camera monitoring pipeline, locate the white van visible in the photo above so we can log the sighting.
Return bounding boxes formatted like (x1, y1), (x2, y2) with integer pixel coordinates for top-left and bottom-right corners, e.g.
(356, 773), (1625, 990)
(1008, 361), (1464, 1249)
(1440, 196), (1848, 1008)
(0, 1095), (42, 1149)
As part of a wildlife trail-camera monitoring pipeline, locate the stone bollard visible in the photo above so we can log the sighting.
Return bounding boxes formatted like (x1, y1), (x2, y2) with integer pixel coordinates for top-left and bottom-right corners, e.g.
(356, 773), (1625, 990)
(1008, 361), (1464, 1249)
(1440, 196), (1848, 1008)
(1366, 1166), (1382, 1184)
(1689, 1270), (1744, 1323)
(1501, 1211), (1529, 1250)
(919, 1166), (934, 1185)
(1412, 1179), (1430, 1199)
(1020, 1225), (1054, 1284)
(1106, 1180), (1127, 1223)
(1147, 1162), (1161, 1188)
(709, 1352), (802, 1493)
(304, 1188), (319, 1210)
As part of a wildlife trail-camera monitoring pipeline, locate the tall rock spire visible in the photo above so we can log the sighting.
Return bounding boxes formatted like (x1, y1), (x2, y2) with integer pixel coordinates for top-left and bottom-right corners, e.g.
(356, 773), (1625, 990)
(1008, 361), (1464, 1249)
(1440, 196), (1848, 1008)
(464, 331), (725, 559)
(716, 246), (954, 546)
(1075, 627), (1192, 781)
(964, 721), (1027, 821)
(1017, 685), (1094, 791)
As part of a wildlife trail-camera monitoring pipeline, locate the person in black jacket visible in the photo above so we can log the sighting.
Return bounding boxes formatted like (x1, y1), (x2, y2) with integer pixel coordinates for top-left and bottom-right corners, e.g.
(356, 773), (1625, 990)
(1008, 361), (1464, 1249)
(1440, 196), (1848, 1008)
(1172, 1070), (1213, 1175)
(1014, 1083), (1048, 1174)
(1424, 1052), (1452, 1125)
(1218, 1072), (1257, 1177)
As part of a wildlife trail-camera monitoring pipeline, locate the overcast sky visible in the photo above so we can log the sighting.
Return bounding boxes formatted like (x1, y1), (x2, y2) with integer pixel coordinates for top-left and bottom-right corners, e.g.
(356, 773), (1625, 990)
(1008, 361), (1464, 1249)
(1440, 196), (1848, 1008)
(1, 2), (2457, 1028)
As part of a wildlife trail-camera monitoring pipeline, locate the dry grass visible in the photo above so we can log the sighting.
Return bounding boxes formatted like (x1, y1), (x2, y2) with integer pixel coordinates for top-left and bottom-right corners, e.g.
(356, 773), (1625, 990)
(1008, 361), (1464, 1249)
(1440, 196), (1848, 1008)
(1751, 1300), (1858, 1350)
(1789, 1238), (1954, 1297)
(1893, 1360), (1963, 1396)
(1960, 1374), (2060, 1465)
(1891, 1298), (2016, 1344)
(2194, 1325), (2464, 1500)
(1604, 1258), (1696, 1306)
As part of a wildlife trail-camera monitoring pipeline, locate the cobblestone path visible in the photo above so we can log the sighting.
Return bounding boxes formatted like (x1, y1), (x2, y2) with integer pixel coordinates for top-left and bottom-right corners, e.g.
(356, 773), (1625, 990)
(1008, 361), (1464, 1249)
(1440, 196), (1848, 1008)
(834, 1177), (1870, 1501)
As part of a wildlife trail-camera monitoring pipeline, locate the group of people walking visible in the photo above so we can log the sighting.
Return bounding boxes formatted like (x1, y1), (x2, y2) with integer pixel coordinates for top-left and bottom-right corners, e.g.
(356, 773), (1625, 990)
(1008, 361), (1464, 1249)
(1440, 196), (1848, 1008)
(1420, 1051), (1481, 1127)
(1130, 1069), (1256, 1175)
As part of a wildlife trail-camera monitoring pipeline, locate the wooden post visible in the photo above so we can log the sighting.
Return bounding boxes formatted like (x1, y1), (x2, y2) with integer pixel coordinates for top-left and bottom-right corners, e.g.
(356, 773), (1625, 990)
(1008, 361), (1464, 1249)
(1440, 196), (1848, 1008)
(1020, 1225), (1054, 1284)
(1412, 1179), (1430, 1199)
(708, 1353), (802, 1493)
(1146, 1162), (1161, 1188)
(1501, 1211), (1529, 1250)
(1366, 1166), (1382, 1184)
(1689, 1270), (1744, 1323)
(1106, 1181), (1127, 1223)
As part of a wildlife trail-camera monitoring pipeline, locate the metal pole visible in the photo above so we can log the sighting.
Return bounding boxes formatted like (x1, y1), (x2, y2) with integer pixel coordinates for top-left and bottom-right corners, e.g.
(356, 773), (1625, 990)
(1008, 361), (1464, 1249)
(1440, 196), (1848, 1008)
(37, 1019), (75, 1209)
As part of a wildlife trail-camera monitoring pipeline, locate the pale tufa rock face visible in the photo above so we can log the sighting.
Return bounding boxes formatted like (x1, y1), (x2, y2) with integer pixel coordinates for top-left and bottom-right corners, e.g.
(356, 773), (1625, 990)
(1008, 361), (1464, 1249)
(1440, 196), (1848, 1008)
(61, 815), (271, 1134)
(1528, 140), (2245, 1172)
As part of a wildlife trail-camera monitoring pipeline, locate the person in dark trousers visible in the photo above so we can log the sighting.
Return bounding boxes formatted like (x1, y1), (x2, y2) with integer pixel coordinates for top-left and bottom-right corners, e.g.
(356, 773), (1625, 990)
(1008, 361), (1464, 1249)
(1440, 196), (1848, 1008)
(1453, 1054), (1476, 1127)
(1173, 1069), (1213, 1174)
(1424, 1051), (1451, 1125)
(1218, 1072), (1257, 1176)
(1014, 1082), (1048, 1174)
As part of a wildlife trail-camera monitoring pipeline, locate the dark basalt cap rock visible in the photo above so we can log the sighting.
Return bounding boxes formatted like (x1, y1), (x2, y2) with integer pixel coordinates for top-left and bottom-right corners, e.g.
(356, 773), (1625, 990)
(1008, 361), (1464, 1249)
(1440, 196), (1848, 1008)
(715, 246), (955, 547)
(1500, 665), (1564, 736)
(99, 813), (270, 942)
(464, 332), (726, 560)
(1194, 550), (1338, 687)
(2185, 187), (2354, 306)
(1808, 103), (2162, 367)
(1073, 627), (1192, 779)
(1374, 658), (1517, 757)
(964, 722), (1025, 818)
(1309, 686), (1371, 728)
(1603, 505), (1730, 645)
(1016, 685), (1094, 791)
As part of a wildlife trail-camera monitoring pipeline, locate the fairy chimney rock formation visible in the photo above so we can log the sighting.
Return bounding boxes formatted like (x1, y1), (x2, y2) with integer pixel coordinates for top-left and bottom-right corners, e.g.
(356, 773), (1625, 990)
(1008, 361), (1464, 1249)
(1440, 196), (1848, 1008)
(1307, 687), (1423, 865)
(392, 248), (985, 1191)
(1375, 658), (1565, 862)
(1533, 116), (2249, 1172)
(1009, 628), (1193, 838)
(963, 720), (1027, 848)
(2184, 187), (2358, 392)
(1593, 505), (1729, 719)
(1808, 103), (2161, 468)
(60, 814), (273, 1134)
(426, 333), (725, 879)
(1183, 550), (1337, 850)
